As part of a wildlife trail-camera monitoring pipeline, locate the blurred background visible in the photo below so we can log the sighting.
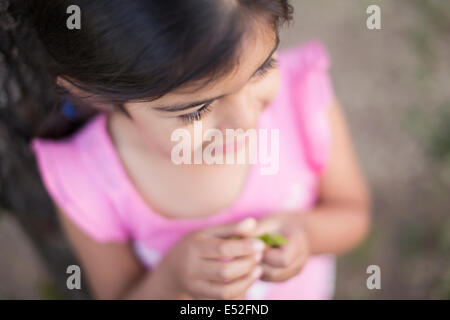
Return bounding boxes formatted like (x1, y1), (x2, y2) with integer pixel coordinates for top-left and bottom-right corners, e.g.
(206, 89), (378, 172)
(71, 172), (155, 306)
(1, 0), (449, 299)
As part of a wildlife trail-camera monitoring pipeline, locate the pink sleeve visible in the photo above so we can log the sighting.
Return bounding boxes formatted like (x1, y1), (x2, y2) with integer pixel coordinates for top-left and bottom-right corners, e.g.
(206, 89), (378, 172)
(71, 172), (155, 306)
(291, 41), (335, 175)
(31, 138), (129, 243)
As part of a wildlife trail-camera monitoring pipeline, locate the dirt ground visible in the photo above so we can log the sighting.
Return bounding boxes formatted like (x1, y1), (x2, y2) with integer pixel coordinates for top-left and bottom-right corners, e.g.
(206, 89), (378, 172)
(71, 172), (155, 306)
(0, 0), (449, 299)
(281, 0), (450, 299)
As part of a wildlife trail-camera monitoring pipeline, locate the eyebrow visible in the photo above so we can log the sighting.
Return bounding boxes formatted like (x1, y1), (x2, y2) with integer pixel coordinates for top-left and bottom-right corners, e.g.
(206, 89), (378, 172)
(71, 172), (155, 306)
(153, 34), (280, 113)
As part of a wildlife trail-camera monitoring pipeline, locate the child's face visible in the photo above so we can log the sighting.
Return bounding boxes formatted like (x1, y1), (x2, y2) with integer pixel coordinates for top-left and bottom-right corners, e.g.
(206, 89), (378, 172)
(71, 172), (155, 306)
(121, 27), (281, 160)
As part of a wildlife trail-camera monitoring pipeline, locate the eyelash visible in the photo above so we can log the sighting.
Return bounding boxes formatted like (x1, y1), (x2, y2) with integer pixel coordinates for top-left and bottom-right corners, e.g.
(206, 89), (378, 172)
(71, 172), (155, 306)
(254, 57), (278, 79)
(178, 102), (213, 124)
(178, 57), (278, 124)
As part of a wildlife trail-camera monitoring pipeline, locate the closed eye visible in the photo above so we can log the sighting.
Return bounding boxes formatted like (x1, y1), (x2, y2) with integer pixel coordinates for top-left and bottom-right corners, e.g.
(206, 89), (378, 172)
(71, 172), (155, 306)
(178, 102), (213, 124)
(253, 57), (278, 79)
(177, 56), (278, 124)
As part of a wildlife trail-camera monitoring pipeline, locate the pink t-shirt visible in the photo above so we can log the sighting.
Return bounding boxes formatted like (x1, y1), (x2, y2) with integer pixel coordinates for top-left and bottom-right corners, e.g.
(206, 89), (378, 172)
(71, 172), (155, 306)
(32, 41), (336, 300)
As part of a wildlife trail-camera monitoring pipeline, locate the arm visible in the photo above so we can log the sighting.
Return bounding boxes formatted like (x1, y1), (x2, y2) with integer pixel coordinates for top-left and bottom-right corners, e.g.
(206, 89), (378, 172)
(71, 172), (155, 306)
(255, 98), (372, 282)
(56, 206), (265, 299)
(55, 205), (184, 299)
(301, 98), (372, 255)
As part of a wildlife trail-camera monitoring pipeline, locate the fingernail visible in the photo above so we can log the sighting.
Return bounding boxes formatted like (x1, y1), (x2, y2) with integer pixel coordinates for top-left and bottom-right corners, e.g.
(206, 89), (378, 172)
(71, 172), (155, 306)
(252, 266), (263, 278)
(252, 240), (265, 252)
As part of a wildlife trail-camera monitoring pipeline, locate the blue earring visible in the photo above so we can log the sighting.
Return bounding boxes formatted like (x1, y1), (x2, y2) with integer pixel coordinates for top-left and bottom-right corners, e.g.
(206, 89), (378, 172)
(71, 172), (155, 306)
(61, 100), (78, 120)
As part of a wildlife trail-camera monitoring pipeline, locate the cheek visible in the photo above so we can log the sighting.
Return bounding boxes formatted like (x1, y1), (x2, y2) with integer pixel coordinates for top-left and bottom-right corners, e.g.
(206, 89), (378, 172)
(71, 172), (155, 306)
(129, 108), (212, 159)
(128, 109), (181, 155)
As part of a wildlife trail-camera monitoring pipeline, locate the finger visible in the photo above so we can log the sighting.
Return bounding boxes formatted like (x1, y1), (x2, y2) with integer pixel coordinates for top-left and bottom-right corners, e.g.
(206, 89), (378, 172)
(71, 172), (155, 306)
(192, 266), (263, 300)
(204, 217), (258, 238)
(252, 219), (281, 237)
(198, 237), (266, 259)
(260, 254), (306, 282)
(200, 252), (263, 282)
(262, 240), (298, 268)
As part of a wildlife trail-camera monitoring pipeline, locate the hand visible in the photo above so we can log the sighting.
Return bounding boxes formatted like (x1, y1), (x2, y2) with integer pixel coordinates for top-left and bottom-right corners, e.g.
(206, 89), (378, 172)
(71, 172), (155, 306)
(161, 218), (266, 300)
(253, 212), (310, 282)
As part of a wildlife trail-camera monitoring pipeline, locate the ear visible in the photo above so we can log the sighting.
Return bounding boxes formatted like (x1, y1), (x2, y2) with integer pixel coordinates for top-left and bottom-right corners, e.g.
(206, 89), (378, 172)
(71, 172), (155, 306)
(56, 76), (113, 111)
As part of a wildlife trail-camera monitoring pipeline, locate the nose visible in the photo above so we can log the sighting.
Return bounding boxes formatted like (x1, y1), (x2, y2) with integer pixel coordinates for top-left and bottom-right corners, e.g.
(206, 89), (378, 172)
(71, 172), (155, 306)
(216, 88), (262, 132)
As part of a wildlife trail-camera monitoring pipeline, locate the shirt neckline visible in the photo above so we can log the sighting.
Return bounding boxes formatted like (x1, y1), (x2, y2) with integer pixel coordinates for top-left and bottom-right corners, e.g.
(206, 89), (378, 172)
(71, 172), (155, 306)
(96, 113), (261, 227)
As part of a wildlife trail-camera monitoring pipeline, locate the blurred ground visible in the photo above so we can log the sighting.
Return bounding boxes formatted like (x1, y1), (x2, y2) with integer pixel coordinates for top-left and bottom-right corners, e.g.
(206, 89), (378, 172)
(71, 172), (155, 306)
(0, 213), (52, 299)
(280, 0), (450, 299)
(0, 0), (449, 299)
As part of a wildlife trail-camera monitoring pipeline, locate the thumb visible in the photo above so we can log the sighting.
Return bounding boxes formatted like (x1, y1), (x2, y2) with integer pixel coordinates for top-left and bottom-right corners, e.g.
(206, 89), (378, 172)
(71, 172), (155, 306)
(205, 217), (258, 238)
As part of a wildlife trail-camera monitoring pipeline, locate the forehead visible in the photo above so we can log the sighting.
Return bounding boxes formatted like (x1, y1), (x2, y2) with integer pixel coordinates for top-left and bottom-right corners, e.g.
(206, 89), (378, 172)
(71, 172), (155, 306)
(143, 27), (278, 108)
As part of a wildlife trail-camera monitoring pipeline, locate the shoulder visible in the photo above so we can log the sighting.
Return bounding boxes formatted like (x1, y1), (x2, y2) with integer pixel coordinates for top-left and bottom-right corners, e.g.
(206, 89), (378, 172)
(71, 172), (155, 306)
(277, 40), (331, 79)
(31, 113), (130, 243)
(278, 41), (336, 174)
(31, 114), (108, 193)
(277, 40), (334, 114)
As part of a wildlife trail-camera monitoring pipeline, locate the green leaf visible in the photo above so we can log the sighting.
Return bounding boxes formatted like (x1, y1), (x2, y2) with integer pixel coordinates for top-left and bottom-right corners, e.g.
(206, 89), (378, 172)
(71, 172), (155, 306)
(229, 233), (288, 247)
(257, 233), (287, 247)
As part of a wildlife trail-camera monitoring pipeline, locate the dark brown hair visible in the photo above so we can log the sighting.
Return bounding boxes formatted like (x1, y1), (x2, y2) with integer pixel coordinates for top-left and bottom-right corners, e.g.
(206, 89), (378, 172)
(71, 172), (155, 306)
(0, 0), (293, 139)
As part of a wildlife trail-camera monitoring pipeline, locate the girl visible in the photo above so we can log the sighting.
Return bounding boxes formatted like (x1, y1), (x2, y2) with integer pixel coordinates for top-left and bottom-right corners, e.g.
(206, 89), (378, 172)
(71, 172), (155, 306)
(5, 0), (371, 299)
